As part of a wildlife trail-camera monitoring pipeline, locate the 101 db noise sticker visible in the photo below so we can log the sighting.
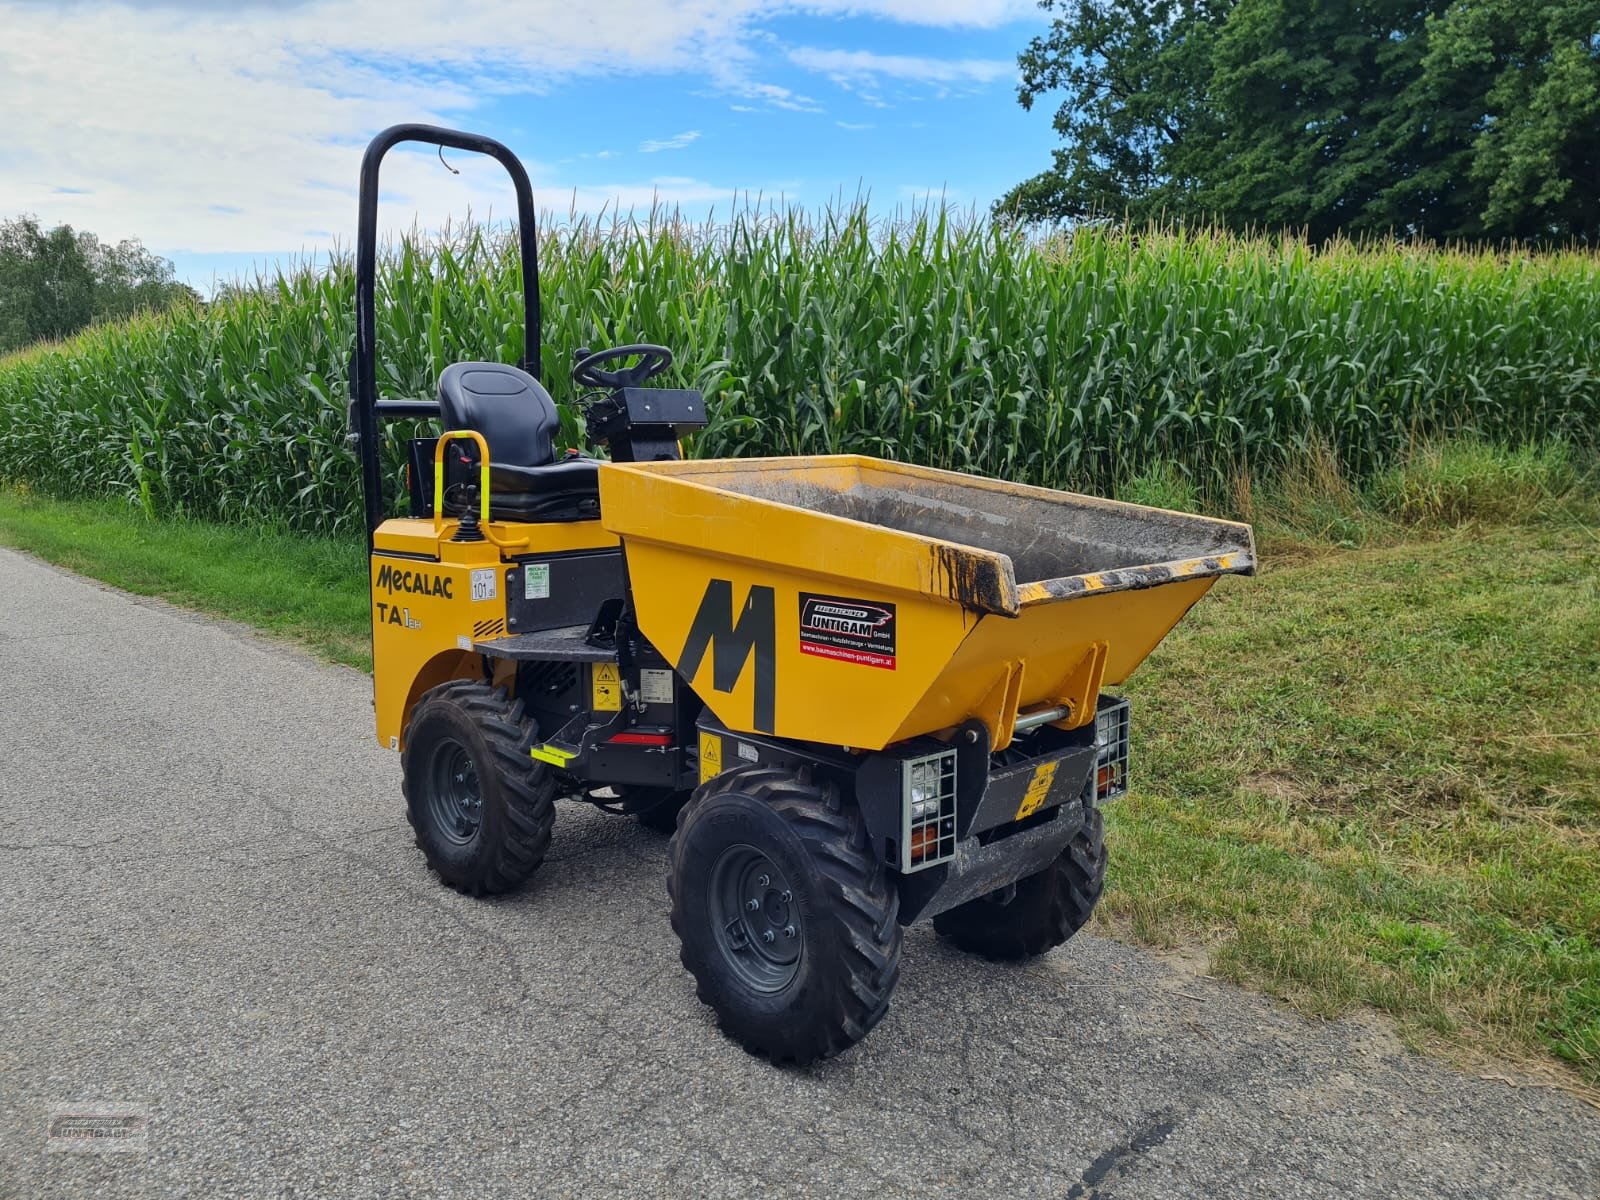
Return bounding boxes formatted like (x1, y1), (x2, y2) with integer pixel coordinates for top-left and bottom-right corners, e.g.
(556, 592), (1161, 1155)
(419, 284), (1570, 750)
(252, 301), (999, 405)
(798, 592), (897, 670)
(470, 569), (497, 602)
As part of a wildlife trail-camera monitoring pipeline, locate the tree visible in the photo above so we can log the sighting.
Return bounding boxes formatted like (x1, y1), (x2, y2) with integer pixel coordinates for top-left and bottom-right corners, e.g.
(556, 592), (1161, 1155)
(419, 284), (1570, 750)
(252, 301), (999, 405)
(0, 217), (94, 350)
(1414, 0), (1600, 240)
(1002, 0), (1227, 226)
(998, 0), (1600, 243)
(83, 232), (201, 324)
(0, 216), (195, 354)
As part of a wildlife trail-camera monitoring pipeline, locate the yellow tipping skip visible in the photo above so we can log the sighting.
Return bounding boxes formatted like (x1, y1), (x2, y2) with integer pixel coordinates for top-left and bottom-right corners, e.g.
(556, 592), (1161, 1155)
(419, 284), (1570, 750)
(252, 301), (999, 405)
(598, 455), (1254, 753)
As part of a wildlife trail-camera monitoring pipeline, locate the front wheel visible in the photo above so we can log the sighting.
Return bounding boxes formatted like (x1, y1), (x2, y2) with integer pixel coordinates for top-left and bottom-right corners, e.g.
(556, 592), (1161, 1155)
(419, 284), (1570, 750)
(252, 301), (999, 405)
(668, 767), (902, 1065)
(933, 804), (1106, 961)
(401, 680), (556, 896)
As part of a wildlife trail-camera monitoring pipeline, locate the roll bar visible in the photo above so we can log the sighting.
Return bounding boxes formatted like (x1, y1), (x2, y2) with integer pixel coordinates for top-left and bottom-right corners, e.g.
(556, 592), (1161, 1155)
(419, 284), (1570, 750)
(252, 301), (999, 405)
(351, 124), (541, 544)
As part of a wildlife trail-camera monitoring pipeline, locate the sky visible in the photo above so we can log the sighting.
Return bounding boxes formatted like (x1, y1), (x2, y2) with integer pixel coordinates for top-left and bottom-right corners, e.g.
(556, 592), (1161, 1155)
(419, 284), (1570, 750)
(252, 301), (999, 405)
(1, 0), (1062, 295)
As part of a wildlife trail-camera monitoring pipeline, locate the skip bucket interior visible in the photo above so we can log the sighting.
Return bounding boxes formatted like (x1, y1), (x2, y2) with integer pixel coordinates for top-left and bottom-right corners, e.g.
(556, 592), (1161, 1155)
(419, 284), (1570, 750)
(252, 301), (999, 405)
(677, 458), (1253, 590)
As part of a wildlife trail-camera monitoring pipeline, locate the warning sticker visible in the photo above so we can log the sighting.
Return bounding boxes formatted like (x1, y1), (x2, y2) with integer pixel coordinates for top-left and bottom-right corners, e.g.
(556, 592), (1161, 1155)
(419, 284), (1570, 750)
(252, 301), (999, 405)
(798, 592), (897, 670)
(698, 731), (722, 784)
(1015, 760), (1060, 821)
(591, 662), (622, 711)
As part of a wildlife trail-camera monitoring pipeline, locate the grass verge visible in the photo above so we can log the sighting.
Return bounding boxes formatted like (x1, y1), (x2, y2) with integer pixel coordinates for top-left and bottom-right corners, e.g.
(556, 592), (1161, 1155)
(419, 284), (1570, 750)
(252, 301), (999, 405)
(1, 468), (1596, 1093)
(1110, 520), (1600, 1092)
(0, 488), (371, 670)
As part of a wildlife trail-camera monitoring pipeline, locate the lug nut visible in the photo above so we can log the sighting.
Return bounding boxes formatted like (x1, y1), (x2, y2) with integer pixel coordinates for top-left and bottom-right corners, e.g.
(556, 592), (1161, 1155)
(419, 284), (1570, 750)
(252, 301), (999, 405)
(761, 930), (776, 944)
(757, 874), (770, 888)
(783, 925), (797, 939)
(781, 891), (792, 903)
(746, 899), (760, 912)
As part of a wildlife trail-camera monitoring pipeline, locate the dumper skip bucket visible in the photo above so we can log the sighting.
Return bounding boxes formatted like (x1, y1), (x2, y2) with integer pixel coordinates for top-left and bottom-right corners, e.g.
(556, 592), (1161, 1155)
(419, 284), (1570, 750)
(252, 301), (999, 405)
(600, 455), (1254, 752)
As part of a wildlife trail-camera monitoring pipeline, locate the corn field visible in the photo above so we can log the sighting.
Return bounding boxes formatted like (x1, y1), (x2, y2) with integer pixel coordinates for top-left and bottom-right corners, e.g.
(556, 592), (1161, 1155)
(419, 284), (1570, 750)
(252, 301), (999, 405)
(1, 207), (1596, 534)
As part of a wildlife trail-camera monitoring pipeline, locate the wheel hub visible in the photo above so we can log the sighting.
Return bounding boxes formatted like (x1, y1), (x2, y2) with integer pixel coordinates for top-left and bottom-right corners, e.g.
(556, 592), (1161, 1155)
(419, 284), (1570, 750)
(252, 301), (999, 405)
(426, 739), (483, 845)
(708, 845), (801, 992)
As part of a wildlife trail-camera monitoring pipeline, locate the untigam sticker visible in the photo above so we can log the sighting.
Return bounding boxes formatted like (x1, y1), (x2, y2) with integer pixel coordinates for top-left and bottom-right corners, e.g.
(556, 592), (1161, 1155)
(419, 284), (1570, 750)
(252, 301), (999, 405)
(798, 592), (897, 670)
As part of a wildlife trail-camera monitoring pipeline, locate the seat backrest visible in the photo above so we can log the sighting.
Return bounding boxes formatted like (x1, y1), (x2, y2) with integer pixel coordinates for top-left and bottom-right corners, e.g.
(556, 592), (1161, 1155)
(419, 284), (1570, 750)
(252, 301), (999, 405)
(437, 362), (561, 469)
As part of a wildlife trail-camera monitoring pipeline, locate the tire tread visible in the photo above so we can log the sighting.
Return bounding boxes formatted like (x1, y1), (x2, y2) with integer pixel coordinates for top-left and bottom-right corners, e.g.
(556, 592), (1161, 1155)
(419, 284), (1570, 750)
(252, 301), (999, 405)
(667, 767), (902, 1065)
(933, 804), (1106, 961)
(401, 680), (555, 896)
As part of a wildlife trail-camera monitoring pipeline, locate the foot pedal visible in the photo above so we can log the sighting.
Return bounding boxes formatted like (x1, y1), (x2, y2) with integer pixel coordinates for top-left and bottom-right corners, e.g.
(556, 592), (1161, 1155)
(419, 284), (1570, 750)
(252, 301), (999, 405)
(529, 712), (592, 768)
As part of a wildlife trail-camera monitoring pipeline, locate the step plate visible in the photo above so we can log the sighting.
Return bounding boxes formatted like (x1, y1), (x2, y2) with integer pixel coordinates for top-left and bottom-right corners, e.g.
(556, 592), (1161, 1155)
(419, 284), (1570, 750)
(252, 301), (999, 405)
(476, 625), (616, 662)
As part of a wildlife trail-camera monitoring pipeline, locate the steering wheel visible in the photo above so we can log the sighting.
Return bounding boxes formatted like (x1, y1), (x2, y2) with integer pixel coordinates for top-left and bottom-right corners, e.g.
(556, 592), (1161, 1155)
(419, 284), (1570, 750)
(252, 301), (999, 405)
(571, 343), (673, 391)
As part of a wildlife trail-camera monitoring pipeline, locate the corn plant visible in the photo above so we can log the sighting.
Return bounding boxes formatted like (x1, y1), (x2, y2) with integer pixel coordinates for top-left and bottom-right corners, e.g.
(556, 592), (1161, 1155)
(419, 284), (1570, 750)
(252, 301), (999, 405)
(1, 207), (1596, 534)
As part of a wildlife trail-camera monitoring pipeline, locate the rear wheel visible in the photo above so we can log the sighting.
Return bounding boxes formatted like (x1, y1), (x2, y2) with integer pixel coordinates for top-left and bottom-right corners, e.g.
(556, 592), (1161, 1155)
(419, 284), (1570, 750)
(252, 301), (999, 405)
(933, 804), (1106, 961)
(584, 785), (689, 833)
(632, 789), (690, 833)
(668, 767), (902, 1065)
(402, 680), (555, 896)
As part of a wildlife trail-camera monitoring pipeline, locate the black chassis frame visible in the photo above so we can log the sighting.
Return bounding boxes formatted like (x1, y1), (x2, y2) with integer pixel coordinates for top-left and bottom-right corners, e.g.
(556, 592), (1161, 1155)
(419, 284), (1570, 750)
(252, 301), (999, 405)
(690, 704), (1115, 925)
(478, 589), (1115, 926)
(511, 622), (702, 795)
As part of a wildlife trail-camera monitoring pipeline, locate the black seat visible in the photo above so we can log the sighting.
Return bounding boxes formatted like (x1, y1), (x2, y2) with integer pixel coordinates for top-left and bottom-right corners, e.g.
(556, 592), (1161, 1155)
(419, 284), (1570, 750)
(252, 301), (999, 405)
(437, 362), (600, 522)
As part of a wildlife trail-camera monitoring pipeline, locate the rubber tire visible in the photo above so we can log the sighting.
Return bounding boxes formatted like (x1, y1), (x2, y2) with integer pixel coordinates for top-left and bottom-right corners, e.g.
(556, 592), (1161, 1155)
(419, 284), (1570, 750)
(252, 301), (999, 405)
(668, 767), (902, 1065)
(933, 804), (1106, 961)
(632, 789), (690, 834)
(402, 679), (555, 896)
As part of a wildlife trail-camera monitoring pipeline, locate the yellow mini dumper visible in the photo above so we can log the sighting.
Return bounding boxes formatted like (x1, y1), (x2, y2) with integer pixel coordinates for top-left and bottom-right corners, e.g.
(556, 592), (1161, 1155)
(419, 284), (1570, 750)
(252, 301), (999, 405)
(351, 126), (1256, 1064)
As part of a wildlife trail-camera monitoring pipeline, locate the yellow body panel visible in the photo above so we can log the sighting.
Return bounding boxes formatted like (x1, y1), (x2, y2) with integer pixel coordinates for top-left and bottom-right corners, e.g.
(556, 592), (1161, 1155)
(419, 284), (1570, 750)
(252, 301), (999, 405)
(618, 537), (974, 749)
(601, 456), (1018, 615)
(369, 515), (617, 748)
(890, 575), (1216, 748)
(374, 517), (617, 559)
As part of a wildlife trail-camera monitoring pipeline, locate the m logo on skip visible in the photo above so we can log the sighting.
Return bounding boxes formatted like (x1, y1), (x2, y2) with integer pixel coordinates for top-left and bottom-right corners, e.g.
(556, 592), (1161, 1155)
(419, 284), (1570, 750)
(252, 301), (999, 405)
(679, 580), (775, 734)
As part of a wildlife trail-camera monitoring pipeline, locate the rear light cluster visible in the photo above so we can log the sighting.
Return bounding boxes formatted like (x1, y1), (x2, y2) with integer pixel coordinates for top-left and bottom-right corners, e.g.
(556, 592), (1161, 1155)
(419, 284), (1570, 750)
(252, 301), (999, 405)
(900, 749), (957, 872)
(607, 731), (673, 746)
(1093, 698), (1130, 802)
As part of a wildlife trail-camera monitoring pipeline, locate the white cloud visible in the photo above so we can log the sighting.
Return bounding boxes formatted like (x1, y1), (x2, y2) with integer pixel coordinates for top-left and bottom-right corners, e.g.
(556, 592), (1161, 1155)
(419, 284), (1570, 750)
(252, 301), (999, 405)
(639, 131), (703, 153)
(798, 0), (1035, 27)
(836, 121), (874, 131)
(789, 46), (1015, 87)
(559, 176), (754, 214)
(0, 0), (1036, 260)
(0, 0), (764, 253)
(735, 81), (823, 113)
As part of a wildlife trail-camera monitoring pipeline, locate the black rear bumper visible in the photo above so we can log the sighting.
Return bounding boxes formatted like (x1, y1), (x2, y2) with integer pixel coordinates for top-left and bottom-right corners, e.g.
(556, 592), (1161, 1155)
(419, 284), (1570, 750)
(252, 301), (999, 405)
(693, 695), (1129, 927)
(876, 723), (1100, 925)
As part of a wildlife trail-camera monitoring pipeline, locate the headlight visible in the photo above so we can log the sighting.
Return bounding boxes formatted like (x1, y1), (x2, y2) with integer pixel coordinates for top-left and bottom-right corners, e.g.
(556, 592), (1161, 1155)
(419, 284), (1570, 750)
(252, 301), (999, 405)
(1093, 698), (1130, 802)
(900, 750), (957, 872)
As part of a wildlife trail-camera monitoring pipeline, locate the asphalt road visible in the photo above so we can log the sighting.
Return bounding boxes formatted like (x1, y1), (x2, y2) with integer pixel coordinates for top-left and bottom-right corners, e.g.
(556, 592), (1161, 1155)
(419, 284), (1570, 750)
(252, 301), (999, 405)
(2, 545), (1596, 1200)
